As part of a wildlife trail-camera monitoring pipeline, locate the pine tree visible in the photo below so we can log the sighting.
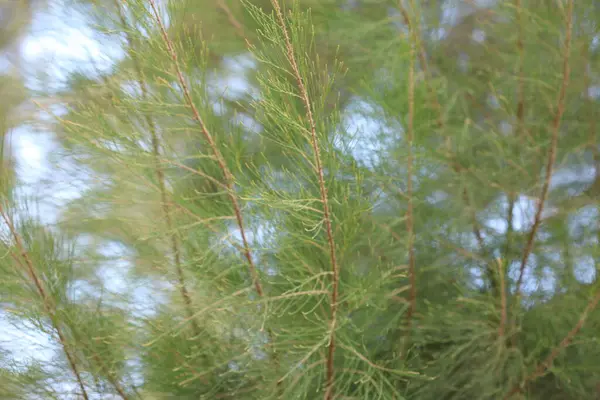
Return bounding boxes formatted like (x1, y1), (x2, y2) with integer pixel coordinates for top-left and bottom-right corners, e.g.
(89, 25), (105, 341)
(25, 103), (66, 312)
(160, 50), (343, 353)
(2, 0), (600, 399)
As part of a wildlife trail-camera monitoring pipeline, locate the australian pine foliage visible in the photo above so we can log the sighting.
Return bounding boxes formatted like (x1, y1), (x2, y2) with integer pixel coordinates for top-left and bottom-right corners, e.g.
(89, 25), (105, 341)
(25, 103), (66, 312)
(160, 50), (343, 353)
(1, 0), (600, 399)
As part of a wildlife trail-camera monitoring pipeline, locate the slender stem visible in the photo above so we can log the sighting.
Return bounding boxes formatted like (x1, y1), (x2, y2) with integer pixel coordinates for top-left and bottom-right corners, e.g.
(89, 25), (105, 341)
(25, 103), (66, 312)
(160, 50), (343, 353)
(113, 0), (200, 335)
(92, 353), (131, 400)
(505, 0), (524, 267)
(216, 0), (245, 40)
(147, 0), (264, 298)
(146, 3), (283, 396)
(397, 0), (488, 289)
(396, 3), (442, 130)
(515, 0), (525, 138)
(583, 36), (600, 276)
(515, 0), (574, 297)
(400, 0), (417, 348)
(267, 2), (340, 399)
(500, 0), (525, 336)
(503, 195), (515, 265)
(0, 208), (90, 400)
(65, 305), (134, 399)
(498, 258), (507, 338)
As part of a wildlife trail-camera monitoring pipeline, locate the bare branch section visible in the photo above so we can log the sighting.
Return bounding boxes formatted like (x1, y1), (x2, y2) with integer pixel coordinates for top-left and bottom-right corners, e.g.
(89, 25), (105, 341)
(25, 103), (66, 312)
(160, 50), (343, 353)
(401, 0), (417, 347)
(112, 0), (200, 336)
(515, 0), (574, 297)
(0, 207), (90, 400)
(147, 0), (264, 298)
(267, 1), (340, 399)
(504, 289), (600, 399)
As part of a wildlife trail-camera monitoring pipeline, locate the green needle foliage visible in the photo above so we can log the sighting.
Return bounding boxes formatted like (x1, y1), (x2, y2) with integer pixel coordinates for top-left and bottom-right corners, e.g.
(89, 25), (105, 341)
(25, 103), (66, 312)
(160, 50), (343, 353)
(2, 0), (600, 399)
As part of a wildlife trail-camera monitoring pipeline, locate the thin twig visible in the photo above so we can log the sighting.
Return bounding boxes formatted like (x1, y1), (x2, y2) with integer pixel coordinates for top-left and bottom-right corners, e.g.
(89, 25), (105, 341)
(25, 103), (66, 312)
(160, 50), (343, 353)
(500, 0), (525, 334)
(267, 1), (340, 399)
(396, 2), (442, 130)
(503, 194), (515, 264)
(146, 2), (284, 396)
(400, 0), (417, 351)
(216, 0), (246, 40)
(147, 0), (264, 298)
(91, 353), (131, 400)
(397, 0), (489, 287)
(504, 289), (600, 399)
(515, 0), (525, 138)
(497, 258), (507, 338)
(113, 0), (200, 335)
(514, 0), (574, 297)
(583, 37), (600, 265)
(504, 0), (524, 269)
(0, 208), (90, 400)
(161, 157), (228, 191)
(66, 303), (134, 399)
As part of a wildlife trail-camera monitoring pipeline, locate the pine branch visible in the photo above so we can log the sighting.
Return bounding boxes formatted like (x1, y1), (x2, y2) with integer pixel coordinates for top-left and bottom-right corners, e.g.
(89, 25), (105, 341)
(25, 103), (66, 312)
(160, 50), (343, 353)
(515, 0), (526, 139)
(503, 194), (515, 267)
(112, 0), (201, 337)
(582, 37), (600, 269)
(400, 0), (417, 351)
(498, 258), (507, 338)
(515, 0), (574, 298)
(502, 0), (525, 269)
(65, 308), (134, 399)
(91, 353), (131, 400)
(147, 3), (286, 396)
(397, 0), (490, 290)
(216, 0), (245, 40)
(504, 289), (600, 399)
(396, 2), (442, 130)
(147, 0), (264, 298)
(0, 207), (90, 400)
(267, 2), (340, 399)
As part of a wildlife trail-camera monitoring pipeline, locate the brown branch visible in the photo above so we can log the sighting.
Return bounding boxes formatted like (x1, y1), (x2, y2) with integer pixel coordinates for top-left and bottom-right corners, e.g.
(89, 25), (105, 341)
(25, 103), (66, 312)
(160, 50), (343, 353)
(397, 0), (489, 288)
(515, 0), (525, 138)
(514, 0), (574, 297)
(148, 0), (264, 298)
(0, 208), (90, 400)
(216, 0), (245, 40)
(65, 306), (133, 399)
(113, 0), (200, 336)
(503, 194), (515, 261)
(499, 0), (525, 335)
(400, 0), (417, 351)
(502, 193), (515, 335)
(497, 258), (507, 338)
(504, 0), (524, 270)
(91, 353), (131, 400)
(267, 1), (340, 399)
(146, 3), (284, 396)
(396, 2), (442, 130)
(504, 289), (600, 399)
(582, 36), (600, 272)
